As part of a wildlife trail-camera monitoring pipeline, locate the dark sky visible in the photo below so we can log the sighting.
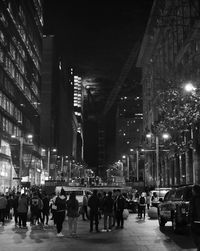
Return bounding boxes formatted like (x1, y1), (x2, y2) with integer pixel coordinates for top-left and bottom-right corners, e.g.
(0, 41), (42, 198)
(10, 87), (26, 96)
(43, 0), (153, 82)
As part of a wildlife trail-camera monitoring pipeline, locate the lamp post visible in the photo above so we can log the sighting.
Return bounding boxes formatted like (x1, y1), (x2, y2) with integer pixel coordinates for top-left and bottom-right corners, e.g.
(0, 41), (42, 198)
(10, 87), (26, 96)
(47, 148), (57, 180)
(122, 154), (129, 181)
(183, 82), (197, 184)
(146, 132), (170, 187)
(11, 134), (33, 188)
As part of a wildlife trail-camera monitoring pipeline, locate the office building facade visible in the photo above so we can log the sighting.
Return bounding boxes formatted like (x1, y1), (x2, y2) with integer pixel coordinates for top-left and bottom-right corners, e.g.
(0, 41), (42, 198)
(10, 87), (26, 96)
(0, 0), (43, 191)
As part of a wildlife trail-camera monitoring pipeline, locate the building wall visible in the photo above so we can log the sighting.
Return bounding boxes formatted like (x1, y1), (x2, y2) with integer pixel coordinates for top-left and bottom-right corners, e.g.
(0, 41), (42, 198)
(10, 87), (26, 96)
(137, 0), (200, 187)
(0, 1), (43, 189)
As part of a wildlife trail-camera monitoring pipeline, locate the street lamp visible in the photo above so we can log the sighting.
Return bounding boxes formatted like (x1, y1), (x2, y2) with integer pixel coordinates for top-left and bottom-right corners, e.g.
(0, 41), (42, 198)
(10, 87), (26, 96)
(122, 154), (129, 181)
(46, 148), (57, 180)
(184, 82), (196, 92)
(146, 132), (170, 187)
(11, 134), (33, 188)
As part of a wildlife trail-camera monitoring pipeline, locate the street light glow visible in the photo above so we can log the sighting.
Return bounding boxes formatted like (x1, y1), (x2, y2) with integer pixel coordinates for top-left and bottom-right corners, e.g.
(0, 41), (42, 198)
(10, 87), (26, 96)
(27, 134), (33, 139)
(162, 133), (170, 140)
(146, 133), (152, 138)
(184, 82), (196, 92)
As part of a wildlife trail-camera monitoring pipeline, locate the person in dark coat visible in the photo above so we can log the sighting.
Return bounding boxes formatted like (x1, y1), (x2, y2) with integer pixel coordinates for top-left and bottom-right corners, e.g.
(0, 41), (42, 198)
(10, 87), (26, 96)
(190, 184), (200, 251)
(17, 193), (28, 229)
(66, 192), (79, 237)
(88, 189), (100, 232)
(13, 192), (20, 226)
(102, 191), (114, 231)
(55, 188), (67, 237)
(115, 189), (126, 229)
(42, 192), (50, 225)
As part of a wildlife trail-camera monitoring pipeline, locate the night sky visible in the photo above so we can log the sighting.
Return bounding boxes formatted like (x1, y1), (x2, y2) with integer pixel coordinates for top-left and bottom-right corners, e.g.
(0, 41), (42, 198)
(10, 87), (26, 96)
(42, 0), (154, 169)
(43, 0), (153, 81)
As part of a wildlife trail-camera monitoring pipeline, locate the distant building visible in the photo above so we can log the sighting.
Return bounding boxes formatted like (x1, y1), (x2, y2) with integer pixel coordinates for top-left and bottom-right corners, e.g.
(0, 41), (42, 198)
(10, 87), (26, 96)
(115, 87), (143, 182)
(0, 0), (43, 190)
(41, 35), (58, 180)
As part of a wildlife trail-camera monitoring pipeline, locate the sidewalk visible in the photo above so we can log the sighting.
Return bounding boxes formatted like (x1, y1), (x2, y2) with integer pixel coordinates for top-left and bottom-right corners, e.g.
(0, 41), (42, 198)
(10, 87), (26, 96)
(0, 213), (197, 251)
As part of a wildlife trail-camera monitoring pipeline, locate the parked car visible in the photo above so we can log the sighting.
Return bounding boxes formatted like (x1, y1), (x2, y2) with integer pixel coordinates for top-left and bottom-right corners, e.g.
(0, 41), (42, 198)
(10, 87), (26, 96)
(149, 188), (171, 208)
(157, 185), (193, 233)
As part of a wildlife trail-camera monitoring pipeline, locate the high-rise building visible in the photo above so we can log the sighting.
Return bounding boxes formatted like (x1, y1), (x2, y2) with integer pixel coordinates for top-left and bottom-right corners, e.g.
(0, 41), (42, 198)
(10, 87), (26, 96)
(115, 86), (143, 182)
(40, 35), (58, 180)
(0, 0), (43, 191)
(73, 74), (84, 161)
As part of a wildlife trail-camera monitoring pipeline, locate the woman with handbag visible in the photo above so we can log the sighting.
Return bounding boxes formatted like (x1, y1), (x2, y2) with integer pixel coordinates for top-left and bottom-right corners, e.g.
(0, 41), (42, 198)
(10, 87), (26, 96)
(66, 192), (79, 238)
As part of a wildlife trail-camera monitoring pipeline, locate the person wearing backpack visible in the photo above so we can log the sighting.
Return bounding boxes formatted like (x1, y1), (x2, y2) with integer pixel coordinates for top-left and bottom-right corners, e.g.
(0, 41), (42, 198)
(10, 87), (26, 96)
(30, 192), (43, 226)
(55, 188), (67, 237)
(138, 193), (146, 219)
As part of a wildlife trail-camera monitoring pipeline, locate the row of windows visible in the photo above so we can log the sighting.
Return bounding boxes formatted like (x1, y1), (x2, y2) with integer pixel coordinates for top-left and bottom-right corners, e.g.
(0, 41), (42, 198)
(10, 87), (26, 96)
(0, 67), (38, 139)
(0, 91), (22, 122)
(7, 2), (42, 62)
(17, 24), (40, 71)
(0, 46), (40, 108)
(2, 115), (21, 137)
(0, 10), (41, 81)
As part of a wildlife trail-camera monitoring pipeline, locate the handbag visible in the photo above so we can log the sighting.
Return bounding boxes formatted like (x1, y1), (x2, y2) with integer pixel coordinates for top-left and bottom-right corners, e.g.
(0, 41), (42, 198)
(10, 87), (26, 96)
(123, 209), (129, 219)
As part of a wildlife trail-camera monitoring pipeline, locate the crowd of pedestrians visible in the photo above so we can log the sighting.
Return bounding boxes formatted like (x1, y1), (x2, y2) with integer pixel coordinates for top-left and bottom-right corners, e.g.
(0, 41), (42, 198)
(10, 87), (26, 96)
(0, 187), (130, 237)
(0, 184), (200, 250)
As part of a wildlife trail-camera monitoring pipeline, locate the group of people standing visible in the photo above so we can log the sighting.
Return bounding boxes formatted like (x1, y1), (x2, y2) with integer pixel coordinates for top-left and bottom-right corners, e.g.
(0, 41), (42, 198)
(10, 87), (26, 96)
(82, 189), (127, 232)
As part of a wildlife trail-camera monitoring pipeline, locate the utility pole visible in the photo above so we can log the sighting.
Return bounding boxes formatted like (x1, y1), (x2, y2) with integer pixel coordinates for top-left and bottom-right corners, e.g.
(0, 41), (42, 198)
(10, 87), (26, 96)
(19, 137), (23, 188)
(156, 136), (159, 187)
(47, 148), (50, 180)
(136, 150), (139, 181)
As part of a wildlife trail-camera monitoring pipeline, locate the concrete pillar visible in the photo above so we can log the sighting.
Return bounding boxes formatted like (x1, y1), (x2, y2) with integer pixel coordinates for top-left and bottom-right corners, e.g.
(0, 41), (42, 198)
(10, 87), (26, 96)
(193, 148), (200, 184)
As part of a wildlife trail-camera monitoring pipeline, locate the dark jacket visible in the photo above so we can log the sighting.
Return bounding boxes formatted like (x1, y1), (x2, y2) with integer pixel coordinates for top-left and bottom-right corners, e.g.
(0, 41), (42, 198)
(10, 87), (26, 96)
(66, 199), (79, 217)
(55, 195), (66, 212)
(88, 194), (100, 212)
(103, 195), (114, 213)
(17, 196), (28, 213)
(115, 195), (126, 211)
(42, 196), (50, 212)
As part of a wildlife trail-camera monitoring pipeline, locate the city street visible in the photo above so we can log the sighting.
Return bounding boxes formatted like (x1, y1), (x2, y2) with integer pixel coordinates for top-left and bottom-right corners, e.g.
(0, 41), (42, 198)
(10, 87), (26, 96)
(1, 213), (196, 251)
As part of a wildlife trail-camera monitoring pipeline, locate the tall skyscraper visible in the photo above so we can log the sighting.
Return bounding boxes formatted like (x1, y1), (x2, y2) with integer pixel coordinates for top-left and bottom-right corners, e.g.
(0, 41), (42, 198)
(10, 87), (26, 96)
(0, 0), (43, 190)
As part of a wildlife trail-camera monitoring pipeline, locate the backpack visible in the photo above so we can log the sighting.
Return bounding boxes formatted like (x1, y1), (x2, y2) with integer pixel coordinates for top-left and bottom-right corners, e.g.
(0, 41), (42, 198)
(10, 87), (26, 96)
(139, 197), (145, 205)
(31, 197), (39, 211)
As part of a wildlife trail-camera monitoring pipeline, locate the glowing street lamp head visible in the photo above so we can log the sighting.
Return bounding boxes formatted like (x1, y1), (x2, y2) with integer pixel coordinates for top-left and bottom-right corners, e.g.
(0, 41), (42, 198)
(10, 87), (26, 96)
(184, 82), (196, 92)
(162, 133), (170, 140)
(27, 134), (33, 139)
(146, 133), (152, 138)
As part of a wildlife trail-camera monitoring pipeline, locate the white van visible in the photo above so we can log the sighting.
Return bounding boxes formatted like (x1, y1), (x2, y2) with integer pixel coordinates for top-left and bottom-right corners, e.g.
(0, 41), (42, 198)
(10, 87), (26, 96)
(55, 186), (92, 206)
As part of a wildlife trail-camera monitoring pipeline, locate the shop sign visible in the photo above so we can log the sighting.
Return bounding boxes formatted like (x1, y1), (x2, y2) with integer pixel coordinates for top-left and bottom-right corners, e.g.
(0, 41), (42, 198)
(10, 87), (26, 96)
(1, 140), (11, 156)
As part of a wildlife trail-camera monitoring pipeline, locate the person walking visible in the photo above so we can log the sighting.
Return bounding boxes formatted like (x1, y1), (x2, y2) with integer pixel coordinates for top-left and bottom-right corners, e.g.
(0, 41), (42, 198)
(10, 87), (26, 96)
(138, 193), (146, 219)
(82, 191), (89, 220)
(115, 189), (126, 229)
(13, 192), (20, 227)
(190, 184), (200, 251)
(88, 189), (100, 232)
(30, 192), (43, 226)
(17, 193), (28, 229)
(66, 192), (79, 237)
(42, 192), (50, 225)
(146, 192), (151, 210)
(55, 188), (67, 237)
(0, 193), (7, 226)
(49, 192), (57, 225)
(102, 191), (114, 232)
(112, 189), (117, 227)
